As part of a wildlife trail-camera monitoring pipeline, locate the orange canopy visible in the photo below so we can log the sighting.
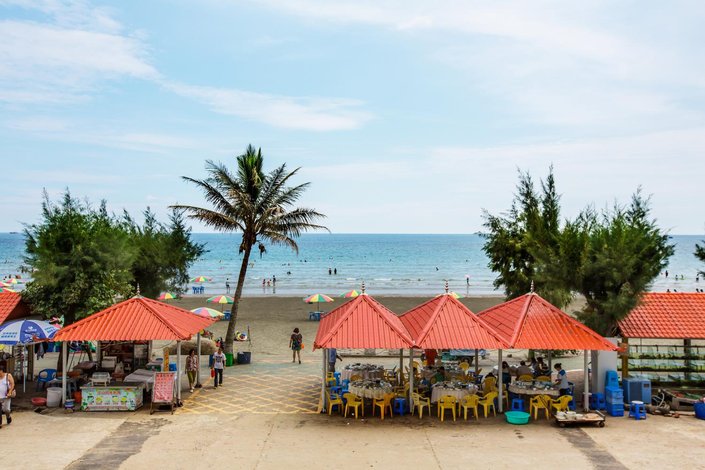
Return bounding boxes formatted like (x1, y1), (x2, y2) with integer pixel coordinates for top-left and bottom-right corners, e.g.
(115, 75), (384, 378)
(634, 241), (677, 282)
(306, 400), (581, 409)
(618, 292), (705, 339)
(0, 292), (31, 325)
(400, 294), (508, 349)
(54, 296), (215, 341)
(478, 293), (617, 351)
(314, 294), (413, 350)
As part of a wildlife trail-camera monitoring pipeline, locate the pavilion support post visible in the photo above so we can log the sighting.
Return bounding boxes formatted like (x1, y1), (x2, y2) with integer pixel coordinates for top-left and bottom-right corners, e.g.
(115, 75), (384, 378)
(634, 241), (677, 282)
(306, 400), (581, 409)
(61, 342), (67, 405)
(318, 348), (326, 413)
(474, 348), (479, 376)
(547, 350), (552, 371)
(408, 349), (414, 411)
(196, 333), (202, 386)
(684, 339), (692, 383)
(621, 337), (629, 379)
(498, 349), (503, 413)
(583, 349), (589, 412)
(399, 349), (404, 383)
(176, 340), (182, 404)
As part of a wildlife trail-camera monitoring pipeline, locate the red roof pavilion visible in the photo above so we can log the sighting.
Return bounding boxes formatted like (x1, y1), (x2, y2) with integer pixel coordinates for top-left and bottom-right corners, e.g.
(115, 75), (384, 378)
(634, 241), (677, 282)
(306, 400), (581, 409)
(314, 294), (413, 350)
(617, 292), (705, 339)
(54, 296), (215, 341)
(0, 292), (31, 325)
(478, 292), (617, 350)
(400, 294), (508, 349)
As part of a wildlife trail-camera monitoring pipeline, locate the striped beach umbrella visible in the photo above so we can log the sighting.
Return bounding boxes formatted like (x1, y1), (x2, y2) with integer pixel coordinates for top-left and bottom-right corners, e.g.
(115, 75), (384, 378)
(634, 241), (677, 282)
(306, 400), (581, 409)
(190, 307), (225, 318)
(0, 319), (59, 345)
(191, 276), (212, 283)
(3, 278), (21, 285)
(0, 287), (16, 293)
(158, 292), (178, 300)
(304, 293), (334, 312)
(207, 295), (234, 304)
(340, 289), (360, 298)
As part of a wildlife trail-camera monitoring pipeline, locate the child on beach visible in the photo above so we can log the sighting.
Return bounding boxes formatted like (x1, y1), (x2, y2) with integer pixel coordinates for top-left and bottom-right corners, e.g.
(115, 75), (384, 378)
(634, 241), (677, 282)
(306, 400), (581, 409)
(290, 328), (303, 364)
(212, 347), (225, 388)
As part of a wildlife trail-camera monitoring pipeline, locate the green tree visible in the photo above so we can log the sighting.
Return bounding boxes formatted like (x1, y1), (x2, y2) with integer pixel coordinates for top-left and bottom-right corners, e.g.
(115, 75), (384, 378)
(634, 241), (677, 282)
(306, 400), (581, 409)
(482, 167), (569, 306)
(122, 208), (205, 299)
(173, 145), (327, 357)
(23, 191), (135, 326)
(575, 191), (674, 335)
(695, 238), (705, 278)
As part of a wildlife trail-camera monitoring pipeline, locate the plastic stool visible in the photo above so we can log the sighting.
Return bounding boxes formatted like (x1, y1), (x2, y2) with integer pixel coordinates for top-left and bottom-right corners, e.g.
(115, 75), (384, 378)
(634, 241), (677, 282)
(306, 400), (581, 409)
(567, 395), (576, 411)
(511, 398), (525, 411)
(334, 372), (341, 385)
(393, 397), (408, 416)
(629, 401), (646, 420)
(590, 392), (606, 410)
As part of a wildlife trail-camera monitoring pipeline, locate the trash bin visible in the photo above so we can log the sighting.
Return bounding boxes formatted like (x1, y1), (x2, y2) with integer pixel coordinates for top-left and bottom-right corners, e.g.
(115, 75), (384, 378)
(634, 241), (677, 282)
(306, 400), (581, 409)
(237, 352), (251, 364)
(695, 402), (705, 420)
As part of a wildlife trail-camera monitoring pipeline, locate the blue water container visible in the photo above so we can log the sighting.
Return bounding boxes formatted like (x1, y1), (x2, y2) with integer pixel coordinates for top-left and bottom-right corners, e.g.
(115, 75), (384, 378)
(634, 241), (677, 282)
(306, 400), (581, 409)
(605, 370), (619, 389)
(606, 402), (625, 417)
(605, 386), (624, 404)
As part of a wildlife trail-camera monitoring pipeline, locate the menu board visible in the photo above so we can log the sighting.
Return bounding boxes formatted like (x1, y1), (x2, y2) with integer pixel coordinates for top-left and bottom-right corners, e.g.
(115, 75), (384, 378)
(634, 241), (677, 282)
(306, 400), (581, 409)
(152, 372), (175, 404)
(81, 386), (144, 411)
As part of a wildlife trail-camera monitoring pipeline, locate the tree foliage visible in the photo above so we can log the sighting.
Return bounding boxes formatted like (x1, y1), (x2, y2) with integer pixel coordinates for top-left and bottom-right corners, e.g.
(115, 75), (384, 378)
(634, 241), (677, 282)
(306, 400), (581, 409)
(173, 144), (327, 355)
(23, 191), (204, 325)
(696, 238), (705, 278)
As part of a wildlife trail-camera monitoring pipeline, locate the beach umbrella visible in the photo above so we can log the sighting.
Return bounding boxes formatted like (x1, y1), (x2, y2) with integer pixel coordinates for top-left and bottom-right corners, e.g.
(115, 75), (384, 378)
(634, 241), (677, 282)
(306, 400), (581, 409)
(304, 293), (334, 312)
(190, 307), (225, 318)
(0, 286), (16, 293)
(3, 278), (22, 285)
(0, 319), (59, 345)
(0, 281), (12, 287)
(207, 295), (234, 304)
(158, 292), (178, 300)
(340, 289), (360, 298)
(191, 276), (212, 283)
(435, 291), (463, 299)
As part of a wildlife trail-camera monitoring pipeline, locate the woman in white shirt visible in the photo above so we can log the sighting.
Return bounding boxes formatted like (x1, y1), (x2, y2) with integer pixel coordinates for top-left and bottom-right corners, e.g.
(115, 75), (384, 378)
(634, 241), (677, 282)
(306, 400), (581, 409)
(0, 364), (15, 428)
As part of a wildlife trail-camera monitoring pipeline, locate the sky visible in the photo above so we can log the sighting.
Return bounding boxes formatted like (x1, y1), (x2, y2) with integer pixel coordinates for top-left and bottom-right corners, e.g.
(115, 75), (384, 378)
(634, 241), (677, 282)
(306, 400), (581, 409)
(1, 1), (704, 234)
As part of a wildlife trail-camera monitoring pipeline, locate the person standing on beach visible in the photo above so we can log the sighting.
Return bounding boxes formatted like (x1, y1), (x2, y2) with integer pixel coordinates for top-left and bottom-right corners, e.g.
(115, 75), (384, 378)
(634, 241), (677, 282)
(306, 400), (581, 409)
(0, 364), (15, 428)
(328, 267), (332, 275)
(290, 328), (303, 364)
(186, 349), (199, 393)
(226, 278), (231, 294)
(334, 268), (337, 275)
(272, 275), (276, 286)
(212, 347), (225, 388)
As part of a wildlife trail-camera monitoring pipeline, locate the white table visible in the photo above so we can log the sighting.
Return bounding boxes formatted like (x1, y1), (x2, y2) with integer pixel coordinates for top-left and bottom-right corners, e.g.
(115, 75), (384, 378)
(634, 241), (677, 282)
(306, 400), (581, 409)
(124, 369), (157, 392)
(508, 383), (560, 398)
(347, 382), (393, 400)
(431, 383), (477, 403)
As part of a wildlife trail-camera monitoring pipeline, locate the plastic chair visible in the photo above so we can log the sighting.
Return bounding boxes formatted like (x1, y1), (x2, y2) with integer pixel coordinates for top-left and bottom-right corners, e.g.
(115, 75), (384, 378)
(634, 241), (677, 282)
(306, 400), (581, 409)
(530, 395), (550, 420)
(461, 395), (480, 420)
(373, 393), (395, 420)
(535, 375), (551, 382)
(459, 362), (470, 372)
(325, 373), (337, 387)
(518, 374), (533, 382)
(438, 395), (457, 422)
(36, 369), (57, 391)
(482, 376), (496, 395)
(478, 391), (498, 417)
(344, 393), (364, 418)
(349, 374), (363, 382)
(412, 393), (431, 419)
(550, 395), (573, 413)
(326, 390), (343, 415)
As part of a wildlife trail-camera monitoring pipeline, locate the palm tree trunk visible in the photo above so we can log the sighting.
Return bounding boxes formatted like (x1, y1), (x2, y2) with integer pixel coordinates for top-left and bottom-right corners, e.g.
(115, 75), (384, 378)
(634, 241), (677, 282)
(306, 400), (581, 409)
(224, 245), (252, 358)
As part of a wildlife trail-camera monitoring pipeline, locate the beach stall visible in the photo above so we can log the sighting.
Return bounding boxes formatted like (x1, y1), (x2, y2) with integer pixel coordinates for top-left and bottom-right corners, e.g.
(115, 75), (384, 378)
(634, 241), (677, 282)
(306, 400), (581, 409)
(616, 292), (705, 408)
(478, 291), (618, 413)
(399, 290), (508, 414)
(313, 286), (414, 417)
(53, 295), (215, 411)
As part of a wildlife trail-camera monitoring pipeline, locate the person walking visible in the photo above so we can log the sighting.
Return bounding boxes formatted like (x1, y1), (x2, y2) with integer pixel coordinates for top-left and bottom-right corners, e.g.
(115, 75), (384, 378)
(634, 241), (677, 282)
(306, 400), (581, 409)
(212, 347), (225, 388)
(328, 348), (342, 372)
(0, 364), (15, 428)
(186, 349), (199, 392)
(290, 328), (303, 364)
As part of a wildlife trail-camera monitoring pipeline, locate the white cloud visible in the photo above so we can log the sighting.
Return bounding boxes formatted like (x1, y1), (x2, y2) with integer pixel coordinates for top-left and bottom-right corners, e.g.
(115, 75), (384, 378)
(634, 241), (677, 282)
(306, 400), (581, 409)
(165, 82), (372, 131)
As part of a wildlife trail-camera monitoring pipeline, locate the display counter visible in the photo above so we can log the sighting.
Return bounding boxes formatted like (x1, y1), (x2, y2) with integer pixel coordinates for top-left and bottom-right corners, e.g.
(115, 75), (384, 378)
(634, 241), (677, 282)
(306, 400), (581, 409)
(81, 384), (144, 411)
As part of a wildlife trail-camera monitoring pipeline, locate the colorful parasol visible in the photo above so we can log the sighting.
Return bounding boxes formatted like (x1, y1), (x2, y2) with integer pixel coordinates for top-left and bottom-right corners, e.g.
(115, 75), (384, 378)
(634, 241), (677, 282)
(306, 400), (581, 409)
(191, 276), (212, 283)
(190, 307), (225, 318)
(207, 295), (234, 304)
(304, 293), (334, 312)
(158, 292), (178, 300)
(340, 289), (360, 298)
(0, 319), (59, 345)
(435, 291), (463, 299)
(3, 278), (22, 285)
(0, 281), (13, 287)
(0, 286), (16, 293)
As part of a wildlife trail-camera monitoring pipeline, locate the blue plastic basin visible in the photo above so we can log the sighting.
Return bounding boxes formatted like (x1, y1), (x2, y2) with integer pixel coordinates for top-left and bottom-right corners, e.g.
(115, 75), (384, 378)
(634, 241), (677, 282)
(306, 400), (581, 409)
(505, 411), (530, 424)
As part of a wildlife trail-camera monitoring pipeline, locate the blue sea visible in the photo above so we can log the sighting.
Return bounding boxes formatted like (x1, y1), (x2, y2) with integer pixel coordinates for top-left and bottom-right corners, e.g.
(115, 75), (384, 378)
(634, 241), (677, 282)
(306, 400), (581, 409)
(1, 233), (703, 296)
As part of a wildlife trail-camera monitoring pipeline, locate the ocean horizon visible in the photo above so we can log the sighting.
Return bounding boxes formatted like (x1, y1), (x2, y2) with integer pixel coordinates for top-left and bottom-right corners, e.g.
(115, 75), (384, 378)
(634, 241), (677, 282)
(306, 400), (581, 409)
(1, 232), (703, 297)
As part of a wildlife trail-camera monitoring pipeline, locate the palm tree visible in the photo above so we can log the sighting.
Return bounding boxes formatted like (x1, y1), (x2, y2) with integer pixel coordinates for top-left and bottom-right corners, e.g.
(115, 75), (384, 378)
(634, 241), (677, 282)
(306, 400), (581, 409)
(172, 145), (327, 359)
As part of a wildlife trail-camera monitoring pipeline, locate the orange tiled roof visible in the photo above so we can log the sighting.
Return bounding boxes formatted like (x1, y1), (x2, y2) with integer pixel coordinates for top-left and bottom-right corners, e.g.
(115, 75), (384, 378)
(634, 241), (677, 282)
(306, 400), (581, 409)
(400, 294), (508, 349)
(314, 294), (413, 350)
(618, 292), (705, 339)
(54, 296), (215, 341)
(0, 292), (30, 325)
(478, 293), (617, 351)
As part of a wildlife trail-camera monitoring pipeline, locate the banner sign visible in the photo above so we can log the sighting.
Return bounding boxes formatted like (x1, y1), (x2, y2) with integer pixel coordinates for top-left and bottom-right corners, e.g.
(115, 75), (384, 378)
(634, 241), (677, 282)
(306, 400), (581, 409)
(152, 372), (175, 404)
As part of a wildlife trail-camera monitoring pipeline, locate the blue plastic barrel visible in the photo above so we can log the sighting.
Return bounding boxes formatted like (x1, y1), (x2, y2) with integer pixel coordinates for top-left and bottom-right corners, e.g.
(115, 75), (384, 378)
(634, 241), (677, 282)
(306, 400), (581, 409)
(694, 402), (705, 420)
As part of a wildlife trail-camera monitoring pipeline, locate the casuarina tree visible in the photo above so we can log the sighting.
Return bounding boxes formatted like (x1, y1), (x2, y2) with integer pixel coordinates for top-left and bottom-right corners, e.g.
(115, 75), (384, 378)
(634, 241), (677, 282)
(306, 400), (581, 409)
(173, 145), (327, 360)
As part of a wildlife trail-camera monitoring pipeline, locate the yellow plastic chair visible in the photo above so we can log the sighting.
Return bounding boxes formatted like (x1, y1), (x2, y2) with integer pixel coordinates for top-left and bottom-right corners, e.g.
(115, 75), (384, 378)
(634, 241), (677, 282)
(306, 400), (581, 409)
(535, 375), (551, 382)
(349, 374), (363, 382)
(518, 374), (534, 382)
(344, 393), (364, 418)
(460, 394), (480, 420)
(326, 390), (343, 416)
(482, 376), (497, 395)
(373, 392), (395, 420)
(550, 395), (573, 413)
(325, 373), (337, 387)
(438, 395), (457, 422)
(412, 392), (431, 419)
(459, 362), (470, 372)
(530, 395), (550, 420)
(478, 391), (497, 417)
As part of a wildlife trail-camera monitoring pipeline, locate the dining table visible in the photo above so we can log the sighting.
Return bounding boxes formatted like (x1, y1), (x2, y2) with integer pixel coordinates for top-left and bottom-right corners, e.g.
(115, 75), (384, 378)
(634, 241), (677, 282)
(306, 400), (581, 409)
(341, 364), (385, 382)
(347, 380), (394, 400)
(430, 381), (478, 403)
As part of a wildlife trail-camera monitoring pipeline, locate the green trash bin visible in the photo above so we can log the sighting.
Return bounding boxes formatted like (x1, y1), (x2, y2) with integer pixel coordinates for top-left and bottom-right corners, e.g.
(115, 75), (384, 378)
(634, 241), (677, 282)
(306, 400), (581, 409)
(225, 353), (235, 367)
